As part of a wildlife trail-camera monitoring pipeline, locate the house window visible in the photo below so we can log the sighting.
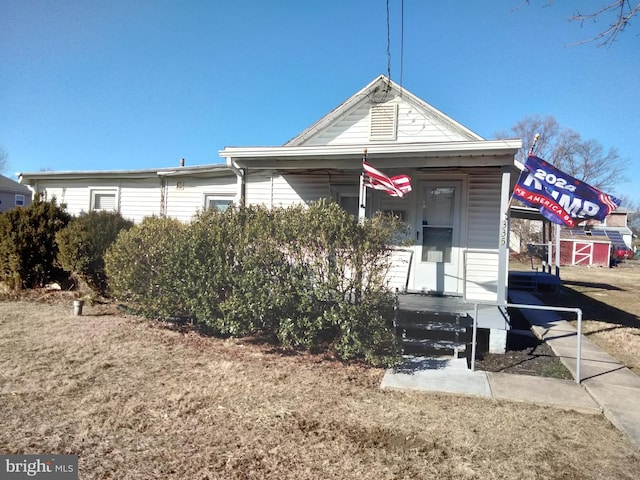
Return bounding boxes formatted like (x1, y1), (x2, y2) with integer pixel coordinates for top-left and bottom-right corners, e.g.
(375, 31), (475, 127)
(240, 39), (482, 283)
(339, 194), (360, 217)
(331, 185), (369, 217)
(90, 189), (117, 211)
(204, 194), (234, 212)
(15, 194), (26, 207)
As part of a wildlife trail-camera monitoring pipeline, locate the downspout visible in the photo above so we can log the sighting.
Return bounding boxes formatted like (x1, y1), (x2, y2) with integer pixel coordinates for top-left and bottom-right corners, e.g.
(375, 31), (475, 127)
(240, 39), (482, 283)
(17, 174), (38, 202)
(226, 157), (246, 206)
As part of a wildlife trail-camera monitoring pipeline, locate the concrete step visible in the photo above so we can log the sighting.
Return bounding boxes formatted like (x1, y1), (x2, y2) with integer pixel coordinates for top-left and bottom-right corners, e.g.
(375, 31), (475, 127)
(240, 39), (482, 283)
(401, 338), (467, 358)
(395, 320), (468, 333)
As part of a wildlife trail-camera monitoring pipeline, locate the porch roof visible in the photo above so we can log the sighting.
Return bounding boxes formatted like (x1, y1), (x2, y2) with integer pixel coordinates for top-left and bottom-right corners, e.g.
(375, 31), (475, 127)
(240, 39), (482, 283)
(220, 139), (522, 170)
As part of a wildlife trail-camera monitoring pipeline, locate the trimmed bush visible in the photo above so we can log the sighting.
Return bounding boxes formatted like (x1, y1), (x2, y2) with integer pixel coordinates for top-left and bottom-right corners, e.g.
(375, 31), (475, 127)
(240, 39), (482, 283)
(105, 216), (190, 319)
(104, 201), (404, 366)
(0, 197), (70, 289)
(56, 211), (134, 294)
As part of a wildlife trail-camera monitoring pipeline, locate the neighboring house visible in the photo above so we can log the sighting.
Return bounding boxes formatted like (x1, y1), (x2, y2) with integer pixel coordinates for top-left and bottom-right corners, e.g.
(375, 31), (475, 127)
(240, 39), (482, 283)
(597, 207), (634, 251)
(0, 174), (32, 213)
(19, 75), (522, 352)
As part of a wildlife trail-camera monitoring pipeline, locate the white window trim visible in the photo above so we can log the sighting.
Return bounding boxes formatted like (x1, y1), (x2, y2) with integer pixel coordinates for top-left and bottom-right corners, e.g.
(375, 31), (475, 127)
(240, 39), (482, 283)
(15, 194), (26, 207)
(89, 187), (120, 212)
(203, 193), (235, 211)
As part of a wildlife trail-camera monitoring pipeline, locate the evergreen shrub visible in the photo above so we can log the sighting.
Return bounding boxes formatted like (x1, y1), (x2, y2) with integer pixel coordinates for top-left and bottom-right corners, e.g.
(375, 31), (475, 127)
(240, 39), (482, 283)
(104, 201), (404, 366)
(56, 211), (133, 294)
(105, 216), (189, 319)
(0, 197), (70, 289)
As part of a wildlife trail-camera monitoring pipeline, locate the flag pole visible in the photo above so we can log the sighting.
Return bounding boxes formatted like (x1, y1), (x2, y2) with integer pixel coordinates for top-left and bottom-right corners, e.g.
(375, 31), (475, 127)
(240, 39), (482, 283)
(505, 132), (541, 213)
(528, 133), (540, 155)
(358, 148), (367, 223)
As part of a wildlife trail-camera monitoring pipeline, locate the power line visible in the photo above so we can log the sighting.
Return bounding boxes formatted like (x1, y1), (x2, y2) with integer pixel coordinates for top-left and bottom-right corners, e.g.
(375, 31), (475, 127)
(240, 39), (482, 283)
(386, 0), (391, 80)
(400, 0), (404, 93)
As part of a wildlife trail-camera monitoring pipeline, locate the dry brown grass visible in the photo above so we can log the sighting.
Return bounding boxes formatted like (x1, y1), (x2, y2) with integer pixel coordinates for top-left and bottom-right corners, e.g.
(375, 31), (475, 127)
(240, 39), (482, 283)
(1, 298), (640, 479)
(527, 261), (640, 374)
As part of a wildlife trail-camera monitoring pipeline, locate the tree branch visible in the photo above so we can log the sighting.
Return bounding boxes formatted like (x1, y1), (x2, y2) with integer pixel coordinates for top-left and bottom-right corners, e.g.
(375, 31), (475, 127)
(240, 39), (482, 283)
(524, 0), (640, 46)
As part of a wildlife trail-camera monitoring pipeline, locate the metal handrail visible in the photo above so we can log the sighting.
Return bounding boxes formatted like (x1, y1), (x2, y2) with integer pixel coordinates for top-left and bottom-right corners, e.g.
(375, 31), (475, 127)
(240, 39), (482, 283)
(470, 302), (583, 384)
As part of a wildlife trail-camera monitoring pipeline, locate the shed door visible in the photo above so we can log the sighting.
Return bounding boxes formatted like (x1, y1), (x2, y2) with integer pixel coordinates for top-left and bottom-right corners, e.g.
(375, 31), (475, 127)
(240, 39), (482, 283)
(573, 242), (593, 265)
(412, 181), (462, 294)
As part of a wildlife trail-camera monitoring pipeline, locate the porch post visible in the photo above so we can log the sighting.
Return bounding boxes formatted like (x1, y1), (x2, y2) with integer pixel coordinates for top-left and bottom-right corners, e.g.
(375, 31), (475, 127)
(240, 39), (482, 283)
(555, 224), (561, 277)
(358, 171), (366, 223)
(498, 165), (511, 305)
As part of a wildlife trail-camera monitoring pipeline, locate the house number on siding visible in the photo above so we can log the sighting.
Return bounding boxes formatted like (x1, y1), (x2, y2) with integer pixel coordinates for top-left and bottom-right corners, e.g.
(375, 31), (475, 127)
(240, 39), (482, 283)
(500, 213), (508, 247)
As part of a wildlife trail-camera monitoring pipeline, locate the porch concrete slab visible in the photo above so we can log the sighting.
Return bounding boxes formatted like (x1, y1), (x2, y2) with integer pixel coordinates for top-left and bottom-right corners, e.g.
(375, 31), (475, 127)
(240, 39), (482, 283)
(486, 372), (601, 414)
(381, 356), (491, 398)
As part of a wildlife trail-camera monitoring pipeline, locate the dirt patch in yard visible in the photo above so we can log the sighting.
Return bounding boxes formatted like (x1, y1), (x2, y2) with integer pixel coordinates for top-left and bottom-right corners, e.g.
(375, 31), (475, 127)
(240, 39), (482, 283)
(474, 332), (573, 379)
(2, 297), (640, 479)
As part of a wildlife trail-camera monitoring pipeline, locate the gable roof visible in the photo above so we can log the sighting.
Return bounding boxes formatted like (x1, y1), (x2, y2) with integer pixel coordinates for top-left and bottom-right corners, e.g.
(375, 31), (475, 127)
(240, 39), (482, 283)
(220, 75), (521, 169)
(285, 74), (483, 146)
(0, 174), (31, 194)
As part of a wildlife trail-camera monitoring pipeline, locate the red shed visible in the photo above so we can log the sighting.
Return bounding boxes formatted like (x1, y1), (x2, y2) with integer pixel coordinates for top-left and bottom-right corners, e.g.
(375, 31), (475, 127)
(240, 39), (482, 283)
(559, 237), (611, 267)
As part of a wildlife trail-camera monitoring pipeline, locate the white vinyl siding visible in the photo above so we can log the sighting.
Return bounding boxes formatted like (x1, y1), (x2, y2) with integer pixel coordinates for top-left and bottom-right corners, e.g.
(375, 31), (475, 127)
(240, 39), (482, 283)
(464, 249), (500, 303)
(300, 95), (477, 146)
(118, 181), (162, 222)
(245, 172), (333, 208)
(464, 171), (502, 302)
(165, 176), (236, 222)
(385, 249), (413, 292)
(26, 179), (161, 222)
(467, 172), (502, 249)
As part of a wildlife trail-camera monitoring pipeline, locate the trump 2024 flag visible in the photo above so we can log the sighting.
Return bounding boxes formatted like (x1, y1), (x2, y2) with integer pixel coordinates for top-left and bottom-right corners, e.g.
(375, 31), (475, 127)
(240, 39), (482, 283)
(513, 155), (621, 227)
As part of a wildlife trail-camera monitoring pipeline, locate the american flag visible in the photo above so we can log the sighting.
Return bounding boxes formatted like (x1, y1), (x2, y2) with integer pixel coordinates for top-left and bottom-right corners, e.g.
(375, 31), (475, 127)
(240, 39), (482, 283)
(362, 160), (412, 198)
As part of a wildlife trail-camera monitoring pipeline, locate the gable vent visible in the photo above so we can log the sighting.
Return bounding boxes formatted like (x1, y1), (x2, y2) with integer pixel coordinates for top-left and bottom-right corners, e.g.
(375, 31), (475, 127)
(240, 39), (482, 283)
(369, 103), (398, 141)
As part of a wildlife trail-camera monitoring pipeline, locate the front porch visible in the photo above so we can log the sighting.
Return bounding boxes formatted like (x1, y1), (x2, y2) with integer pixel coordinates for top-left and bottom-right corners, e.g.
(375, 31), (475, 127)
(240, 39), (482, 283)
(393, 292), (511, 359)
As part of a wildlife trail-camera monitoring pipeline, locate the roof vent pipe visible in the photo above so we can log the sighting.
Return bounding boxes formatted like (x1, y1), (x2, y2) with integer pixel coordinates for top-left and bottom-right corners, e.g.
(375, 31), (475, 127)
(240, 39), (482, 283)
(180, 158), (185, 167)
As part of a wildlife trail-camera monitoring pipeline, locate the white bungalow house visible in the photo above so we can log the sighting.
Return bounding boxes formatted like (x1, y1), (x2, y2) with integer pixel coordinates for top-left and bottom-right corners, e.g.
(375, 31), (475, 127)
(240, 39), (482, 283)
(19, 75), (522, 353)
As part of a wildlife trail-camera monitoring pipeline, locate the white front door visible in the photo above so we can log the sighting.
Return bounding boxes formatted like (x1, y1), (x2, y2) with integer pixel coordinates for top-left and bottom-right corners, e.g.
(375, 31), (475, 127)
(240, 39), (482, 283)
(412, 181), (462, 294)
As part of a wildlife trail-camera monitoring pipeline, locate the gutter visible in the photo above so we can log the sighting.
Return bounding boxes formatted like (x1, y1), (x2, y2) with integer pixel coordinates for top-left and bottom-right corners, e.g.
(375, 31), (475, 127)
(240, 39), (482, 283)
(16, 173), (38, 201)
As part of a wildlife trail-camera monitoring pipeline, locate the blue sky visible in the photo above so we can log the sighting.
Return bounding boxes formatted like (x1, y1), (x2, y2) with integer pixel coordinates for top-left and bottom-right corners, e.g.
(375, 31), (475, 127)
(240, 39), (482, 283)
(2, 1), (639, 203)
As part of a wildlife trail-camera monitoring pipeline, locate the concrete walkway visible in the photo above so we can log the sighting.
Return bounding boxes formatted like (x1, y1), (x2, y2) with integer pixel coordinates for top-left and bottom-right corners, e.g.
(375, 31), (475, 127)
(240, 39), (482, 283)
(510, 290), (640, 450)
(381, 356), (602, 415)
(382, 290), (640, 449)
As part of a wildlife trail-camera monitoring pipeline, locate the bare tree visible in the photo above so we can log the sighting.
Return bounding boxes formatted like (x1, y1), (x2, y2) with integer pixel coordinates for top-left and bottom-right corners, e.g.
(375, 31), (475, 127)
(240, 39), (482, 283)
(570, 1), (640, 46)
(495, 114), (628, 192)
(497, 115), (630, 252)
(0, 146), (8, 173)
(523, 1), (640, 46)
